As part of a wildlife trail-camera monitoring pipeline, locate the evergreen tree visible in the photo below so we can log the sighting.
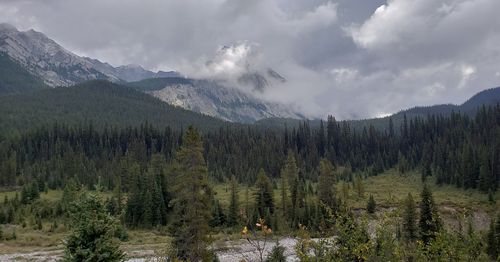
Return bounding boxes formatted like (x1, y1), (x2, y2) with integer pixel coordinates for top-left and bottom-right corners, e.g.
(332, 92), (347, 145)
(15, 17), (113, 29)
(63, 193), (124, 262)
(486, 217), (497, 260)
(227, 175), (240, 226)
(169, 126), (212, 261)
(367, 194), (376, 214)
(402, 193), (418, 242)
(281, 151), (298, 219)
(419, 184), (441, 244)
(317, 158), (337, 211)
(210, 198), (226, 227)
(254, 168), (275, 218)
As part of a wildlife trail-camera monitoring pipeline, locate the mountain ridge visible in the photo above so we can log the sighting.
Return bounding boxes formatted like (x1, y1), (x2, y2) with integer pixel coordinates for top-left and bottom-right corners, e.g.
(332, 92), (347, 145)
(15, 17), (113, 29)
(0, 23), (179, 86)
(0, 23), (304, 123)
(127, 77), (304, 123)
(0, 80), (229, 134)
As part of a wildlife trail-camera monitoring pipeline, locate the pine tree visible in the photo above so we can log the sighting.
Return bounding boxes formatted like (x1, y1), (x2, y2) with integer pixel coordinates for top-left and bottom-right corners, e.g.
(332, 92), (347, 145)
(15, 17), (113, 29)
(281, 151), (298, 219)
(317, 158), (337, 211)
(367, 194), (376, 214)
(419, 184), (441, 244)
(169, 126), (212, 261)
(63, 193), (124, 262)
(227, 175), (240, 226)
(354, 175), (365, 198)
(210, 198), (225, 227)
(254, 168), (275, 219)
(486, 217), (497, 259)
(402, 193), (418, 242)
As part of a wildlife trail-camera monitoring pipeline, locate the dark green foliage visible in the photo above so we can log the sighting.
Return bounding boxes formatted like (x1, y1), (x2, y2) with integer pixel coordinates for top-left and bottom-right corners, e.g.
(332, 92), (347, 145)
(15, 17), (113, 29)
(169, 126), (212, 261)
(367, 194), (376, 214)
(125, 161), (168, 228)
(227, 175), (240, 226)
(63, 192), (124, 262)
(317, 158), (337, 211)
(0, 80), (226, 134)
(419, 184), (441, 244)
(266, 242), (286, 262)
(210, 198), (226, 227)
(254, 168), (275, 219)
(20, 181), (40, 204)
(487, 217), (498, 259)
(1, 104), (499, 195)
(0, 52), (48, 94)
(402, 193), (418, 242)
(279, 151), (297, 220)
(332, 211), (372, 261)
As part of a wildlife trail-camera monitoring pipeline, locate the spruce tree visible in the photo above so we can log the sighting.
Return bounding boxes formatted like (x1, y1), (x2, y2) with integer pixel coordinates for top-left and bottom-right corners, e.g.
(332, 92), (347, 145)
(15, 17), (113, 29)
(419, 184), (441, 244)
(402, 193), (418, 242)
(487, 217), (497, 259)
(227, 175), (239, 226)
(63, 193), (124, 262)
(317, 158), (337, 211)
(281, 151), (298, 219)
(254, 168), (275, 221)
(367, 194), (376, 214)
(169, 126), (212, 261)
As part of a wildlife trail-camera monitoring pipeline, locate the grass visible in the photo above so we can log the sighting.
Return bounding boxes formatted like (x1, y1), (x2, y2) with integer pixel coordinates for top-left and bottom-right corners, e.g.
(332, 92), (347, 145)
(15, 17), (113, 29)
(0, 189), (113, 204)
(1, 168), (498, 255)
(211, 169), (498, 235)
(342, 169), (499, 212)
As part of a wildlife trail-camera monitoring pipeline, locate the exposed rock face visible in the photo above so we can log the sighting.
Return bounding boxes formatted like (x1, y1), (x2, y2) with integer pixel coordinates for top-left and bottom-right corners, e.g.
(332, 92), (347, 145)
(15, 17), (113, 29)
(0, 23), (179, 86)
(150, 79), (302, 123)
(0, 23), (304, 123)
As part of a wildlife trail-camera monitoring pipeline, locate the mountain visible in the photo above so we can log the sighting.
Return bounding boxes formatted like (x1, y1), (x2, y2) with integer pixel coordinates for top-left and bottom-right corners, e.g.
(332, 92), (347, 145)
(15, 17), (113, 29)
(237, 69), (286, 92)
(254, 86), (500, 130)
(127, 77), (304, 123)
(83, 57), (181, 82)
(0, 52), (48, 93)
(348, 86), (500, 131)
(0, 80), (228, 134)
(0, 23), (179, 88)
(0, 24), (303, 123)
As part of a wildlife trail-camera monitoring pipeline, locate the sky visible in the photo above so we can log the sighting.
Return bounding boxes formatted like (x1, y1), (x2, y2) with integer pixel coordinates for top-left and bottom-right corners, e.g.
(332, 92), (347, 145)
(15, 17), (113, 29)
(1, 0), (500, 119)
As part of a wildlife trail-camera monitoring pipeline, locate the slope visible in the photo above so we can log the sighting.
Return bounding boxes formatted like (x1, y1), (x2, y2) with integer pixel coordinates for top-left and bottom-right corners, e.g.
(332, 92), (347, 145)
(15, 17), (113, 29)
(0, 80), (228, 134)
(127, 77), (304, 123)
(0, 52), (48, 94)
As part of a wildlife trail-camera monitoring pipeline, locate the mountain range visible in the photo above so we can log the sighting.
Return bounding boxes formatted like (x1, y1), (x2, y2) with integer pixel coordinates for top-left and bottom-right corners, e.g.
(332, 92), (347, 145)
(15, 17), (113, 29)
(0, 23), (499, 132)
(0, 23), (301, 123)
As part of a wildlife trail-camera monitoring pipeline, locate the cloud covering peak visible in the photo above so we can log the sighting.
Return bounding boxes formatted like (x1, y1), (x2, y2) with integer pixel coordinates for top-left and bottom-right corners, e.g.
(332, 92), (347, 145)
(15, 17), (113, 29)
(1, 0), (499, 119)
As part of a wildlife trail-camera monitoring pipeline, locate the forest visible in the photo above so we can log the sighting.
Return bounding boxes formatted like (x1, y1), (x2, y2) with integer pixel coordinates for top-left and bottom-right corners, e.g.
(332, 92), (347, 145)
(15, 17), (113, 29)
(0, 104), (499, 261)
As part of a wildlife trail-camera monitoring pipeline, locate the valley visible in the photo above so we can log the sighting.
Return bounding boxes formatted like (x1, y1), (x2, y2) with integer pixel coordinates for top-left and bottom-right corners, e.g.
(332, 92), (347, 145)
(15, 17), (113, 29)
(0, 5), (500, 261)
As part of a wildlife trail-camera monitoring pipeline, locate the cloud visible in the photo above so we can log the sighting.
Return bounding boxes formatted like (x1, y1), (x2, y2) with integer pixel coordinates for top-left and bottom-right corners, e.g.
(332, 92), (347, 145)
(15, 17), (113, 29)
(1, 0), (500, 119)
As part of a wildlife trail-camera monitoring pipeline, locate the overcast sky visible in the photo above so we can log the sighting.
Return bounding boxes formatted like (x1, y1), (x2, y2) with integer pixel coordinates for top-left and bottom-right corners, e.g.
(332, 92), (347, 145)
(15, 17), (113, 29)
(1, 0), (500, 119)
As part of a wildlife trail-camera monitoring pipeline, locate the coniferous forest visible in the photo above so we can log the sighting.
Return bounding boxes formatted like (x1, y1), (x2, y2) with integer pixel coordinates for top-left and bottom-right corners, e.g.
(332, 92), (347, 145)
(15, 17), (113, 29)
(2, 2), (500, 260)
(0, 104), (499, 261)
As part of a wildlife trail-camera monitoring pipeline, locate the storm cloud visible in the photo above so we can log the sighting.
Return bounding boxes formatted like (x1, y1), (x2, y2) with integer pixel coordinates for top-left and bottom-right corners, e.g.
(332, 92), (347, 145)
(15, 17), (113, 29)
(1, 0), (499, 119)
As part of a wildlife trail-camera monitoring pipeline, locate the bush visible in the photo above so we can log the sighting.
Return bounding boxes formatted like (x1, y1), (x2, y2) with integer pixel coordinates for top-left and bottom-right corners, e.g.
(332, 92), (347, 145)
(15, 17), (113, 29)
(63, 193), (124, 262)
(266, 242), (286, 262)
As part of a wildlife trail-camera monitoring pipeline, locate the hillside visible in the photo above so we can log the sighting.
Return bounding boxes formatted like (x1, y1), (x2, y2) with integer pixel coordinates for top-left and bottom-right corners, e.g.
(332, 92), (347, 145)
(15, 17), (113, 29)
(349, 86), (500, 131)
(127, 77), (304, 123)
(255, 86), (500, 131)
(0, 80), (228, 134)
(0, 52), (48, 94)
